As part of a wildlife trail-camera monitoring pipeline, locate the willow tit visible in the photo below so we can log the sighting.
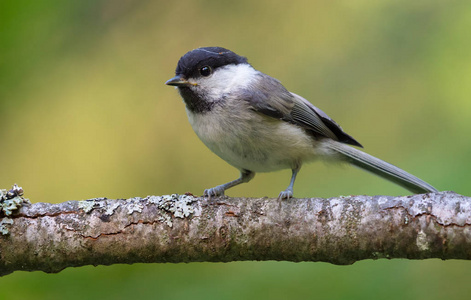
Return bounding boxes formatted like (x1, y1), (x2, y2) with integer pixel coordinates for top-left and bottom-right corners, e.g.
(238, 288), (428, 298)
(166, 47), (437, 199)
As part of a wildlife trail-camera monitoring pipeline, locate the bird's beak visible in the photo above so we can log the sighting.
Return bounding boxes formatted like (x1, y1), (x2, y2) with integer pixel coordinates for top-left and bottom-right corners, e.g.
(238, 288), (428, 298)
(165, 75), (195, 87)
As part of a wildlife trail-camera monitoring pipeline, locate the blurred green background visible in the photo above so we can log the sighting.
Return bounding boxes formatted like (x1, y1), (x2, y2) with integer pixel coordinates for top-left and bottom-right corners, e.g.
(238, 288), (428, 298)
(1, 0), (470, 299)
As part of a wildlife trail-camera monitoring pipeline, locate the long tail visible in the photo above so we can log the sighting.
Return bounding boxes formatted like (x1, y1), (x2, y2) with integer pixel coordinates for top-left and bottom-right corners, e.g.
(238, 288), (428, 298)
(323, 140), (438, 194)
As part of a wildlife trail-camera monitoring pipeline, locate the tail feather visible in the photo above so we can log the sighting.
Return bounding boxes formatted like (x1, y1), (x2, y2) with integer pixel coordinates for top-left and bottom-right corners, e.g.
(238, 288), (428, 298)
(324, 140), (438, 194)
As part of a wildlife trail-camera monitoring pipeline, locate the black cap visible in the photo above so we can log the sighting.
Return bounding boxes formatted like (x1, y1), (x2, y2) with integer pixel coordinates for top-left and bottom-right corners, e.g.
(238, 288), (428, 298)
(174, 47), (248, 79)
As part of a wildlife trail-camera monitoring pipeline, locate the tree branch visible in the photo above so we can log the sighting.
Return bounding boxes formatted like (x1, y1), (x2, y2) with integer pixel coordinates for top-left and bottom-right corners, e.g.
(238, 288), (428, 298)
(0, 191), (470, 276)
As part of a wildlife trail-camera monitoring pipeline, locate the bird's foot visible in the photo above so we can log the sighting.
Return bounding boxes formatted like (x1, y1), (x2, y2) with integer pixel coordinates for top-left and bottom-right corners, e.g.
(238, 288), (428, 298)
(204, 185), (225, 200)
(278, 188), (294, 200)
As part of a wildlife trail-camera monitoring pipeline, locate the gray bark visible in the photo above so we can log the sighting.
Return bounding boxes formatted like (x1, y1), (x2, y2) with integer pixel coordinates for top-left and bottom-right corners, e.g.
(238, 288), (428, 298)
(0, 191), (470, 276)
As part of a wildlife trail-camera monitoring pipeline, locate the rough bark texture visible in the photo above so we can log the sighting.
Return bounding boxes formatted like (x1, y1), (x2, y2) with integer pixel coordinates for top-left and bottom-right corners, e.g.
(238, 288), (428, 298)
(0, 191), (470, 276)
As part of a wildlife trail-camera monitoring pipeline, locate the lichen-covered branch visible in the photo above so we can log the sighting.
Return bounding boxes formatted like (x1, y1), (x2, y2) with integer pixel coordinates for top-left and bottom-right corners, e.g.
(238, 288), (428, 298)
(0, 191), (470, 276)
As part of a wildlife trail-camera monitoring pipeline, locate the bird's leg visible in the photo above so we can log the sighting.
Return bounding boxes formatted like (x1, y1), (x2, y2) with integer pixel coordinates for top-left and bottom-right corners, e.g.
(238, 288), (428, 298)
(204, 169), (255, 199)
(278, 165), (301, 200)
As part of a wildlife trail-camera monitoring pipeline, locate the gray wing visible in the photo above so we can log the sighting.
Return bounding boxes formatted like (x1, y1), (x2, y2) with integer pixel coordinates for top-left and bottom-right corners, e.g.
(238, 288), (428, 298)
(244, 73), (362, 147)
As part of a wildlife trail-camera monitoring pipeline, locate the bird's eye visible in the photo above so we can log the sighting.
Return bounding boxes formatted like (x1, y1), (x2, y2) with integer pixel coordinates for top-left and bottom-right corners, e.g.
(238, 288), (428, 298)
(200, 66), (212, 77)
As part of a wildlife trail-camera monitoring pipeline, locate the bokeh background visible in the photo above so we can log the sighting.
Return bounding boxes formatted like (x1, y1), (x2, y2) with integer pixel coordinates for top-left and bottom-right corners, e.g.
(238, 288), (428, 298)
(1, 0), (470, 299)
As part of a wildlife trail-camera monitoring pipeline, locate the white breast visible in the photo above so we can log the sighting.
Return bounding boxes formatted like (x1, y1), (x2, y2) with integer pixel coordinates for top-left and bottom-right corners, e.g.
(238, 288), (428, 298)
(187, 104), (321, 172)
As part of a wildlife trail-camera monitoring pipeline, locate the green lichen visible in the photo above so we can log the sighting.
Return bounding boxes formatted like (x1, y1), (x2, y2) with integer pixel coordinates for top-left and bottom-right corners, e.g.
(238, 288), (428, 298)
(77, 194), (196, 227)
(104, 201), (121, 215)
(1, 196), (22, 216)
(126, 197), (144, 214)
(1, 184), (30, 235)
(0, 218), (13, 235)
(147, 194), (196, 227)
(78, 197), (108, 213)
(78, 200), (96, 213)
(148, 194), (195, 217)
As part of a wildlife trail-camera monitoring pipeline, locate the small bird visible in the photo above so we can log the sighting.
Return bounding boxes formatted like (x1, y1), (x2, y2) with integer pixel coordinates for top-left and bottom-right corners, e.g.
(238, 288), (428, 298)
(166, 47), (437, 199)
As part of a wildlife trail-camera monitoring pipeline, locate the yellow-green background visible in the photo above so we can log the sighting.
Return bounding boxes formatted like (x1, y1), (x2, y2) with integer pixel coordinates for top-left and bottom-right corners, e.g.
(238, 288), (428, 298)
(1, 0), (470, 299)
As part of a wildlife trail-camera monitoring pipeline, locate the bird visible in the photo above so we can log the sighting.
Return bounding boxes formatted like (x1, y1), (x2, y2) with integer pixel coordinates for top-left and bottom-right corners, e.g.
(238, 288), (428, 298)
(165, 46), (437, 199)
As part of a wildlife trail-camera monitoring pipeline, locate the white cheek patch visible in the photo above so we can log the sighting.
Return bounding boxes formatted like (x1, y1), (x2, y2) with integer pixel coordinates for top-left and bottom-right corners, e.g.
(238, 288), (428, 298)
(193, 64), (258, 102)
